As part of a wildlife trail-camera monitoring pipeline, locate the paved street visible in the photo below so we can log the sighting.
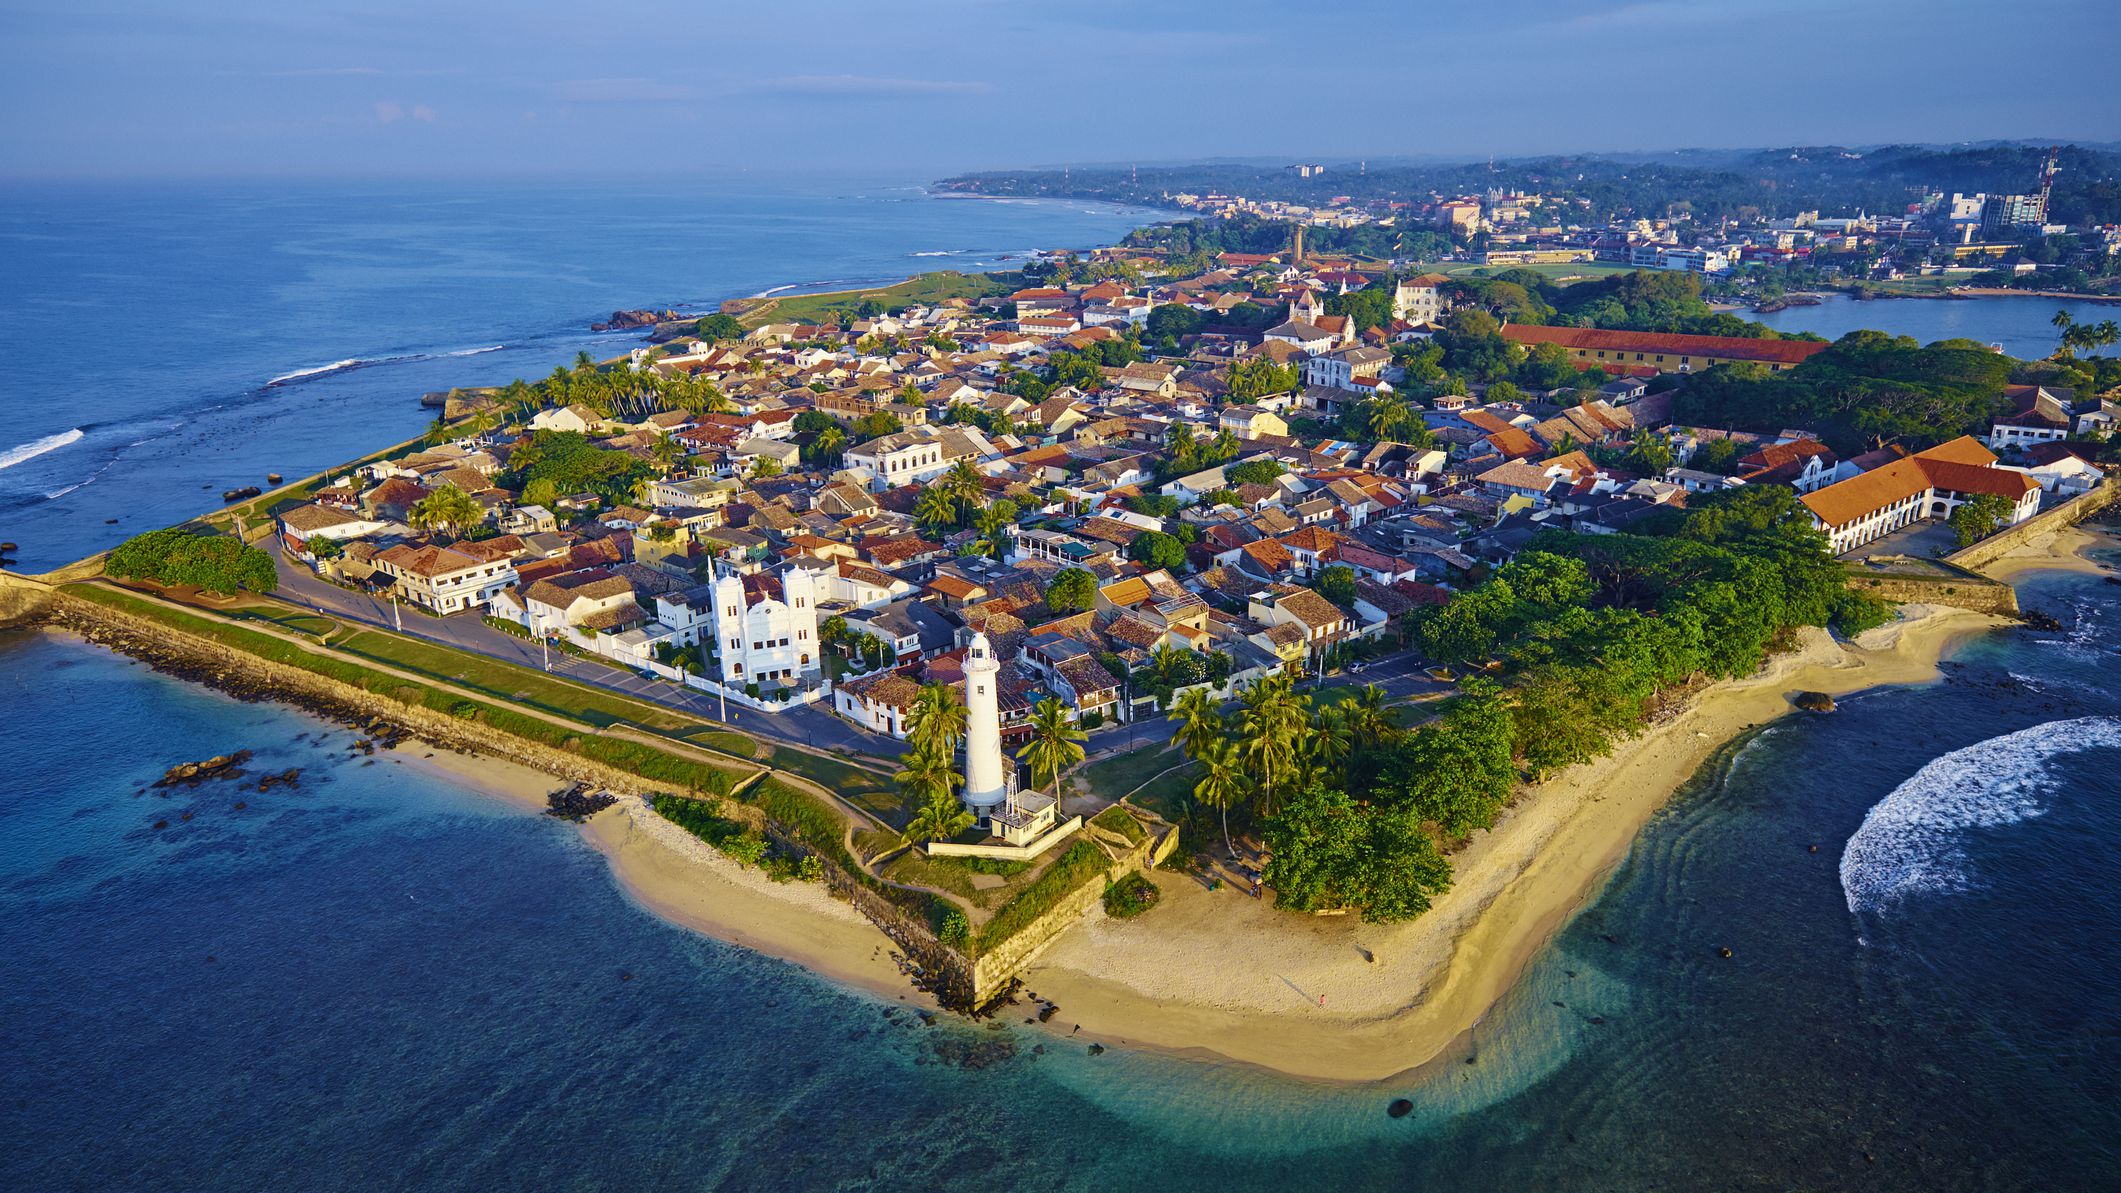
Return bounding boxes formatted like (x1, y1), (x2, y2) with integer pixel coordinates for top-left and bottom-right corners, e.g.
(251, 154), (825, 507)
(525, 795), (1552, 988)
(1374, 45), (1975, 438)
(269, 546), (904, 760)
(271, 547), (1444, 769)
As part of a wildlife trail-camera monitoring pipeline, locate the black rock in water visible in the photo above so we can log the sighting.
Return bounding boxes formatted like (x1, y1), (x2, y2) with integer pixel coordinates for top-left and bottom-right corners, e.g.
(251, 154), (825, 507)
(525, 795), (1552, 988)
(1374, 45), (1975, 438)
(545, 784), (616, 822)
(1388, 1099), (1414, 1119)
(1794, 691), (1836, 714)
(2021, 609), (2064, 631)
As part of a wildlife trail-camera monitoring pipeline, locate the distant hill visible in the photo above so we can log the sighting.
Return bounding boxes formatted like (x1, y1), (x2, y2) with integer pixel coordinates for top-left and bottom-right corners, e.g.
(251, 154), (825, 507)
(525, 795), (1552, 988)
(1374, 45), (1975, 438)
(938, 142), (2121, 226)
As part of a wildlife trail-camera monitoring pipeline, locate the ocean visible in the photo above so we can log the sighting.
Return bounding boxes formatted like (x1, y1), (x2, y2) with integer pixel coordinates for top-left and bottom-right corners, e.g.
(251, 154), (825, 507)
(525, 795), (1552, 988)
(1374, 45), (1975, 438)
(0, 176), (1156, 571)
(6, 541), (2116, 1190)
(1747, 291), (2119, 358)
(5, 180), (2120, 1189)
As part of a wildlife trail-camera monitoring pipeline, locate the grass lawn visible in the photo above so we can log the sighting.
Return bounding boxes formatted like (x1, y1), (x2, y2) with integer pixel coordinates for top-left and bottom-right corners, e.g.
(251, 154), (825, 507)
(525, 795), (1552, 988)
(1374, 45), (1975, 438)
(741, 270), (1023, 328)
(226, 605), (341, 639)
(1082, 740), (1188, 801)
(769, 746), (903, 826)
(334, 628), (705, 733)
(68, 583), (749, 794)
(1307, 683), (1426, 727)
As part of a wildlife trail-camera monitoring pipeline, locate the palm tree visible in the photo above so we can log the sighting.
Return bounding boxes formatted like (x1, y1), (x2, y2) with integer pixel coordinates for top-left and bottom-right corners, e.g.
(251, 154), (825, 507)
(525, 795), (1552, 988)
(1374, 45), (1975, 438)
(1237, 673), (1307, 815)
(1168, 687), (1222, 760)
(1343, 683), (1394, 743)
(914, 485), (961, 535)
(408, 483), (483, 539)
(1304, 707), (1352, 784)
(902, 789), (973, 846)
(944, 459), (985, 519)
(907, 683), (966, 760)
(2052, 307), (2074, 333)
(813, 426), (846, 467)
(893, 745), (955, 813)
(1192, 737), (1250, 858)
(1016, 697), (1086, 791)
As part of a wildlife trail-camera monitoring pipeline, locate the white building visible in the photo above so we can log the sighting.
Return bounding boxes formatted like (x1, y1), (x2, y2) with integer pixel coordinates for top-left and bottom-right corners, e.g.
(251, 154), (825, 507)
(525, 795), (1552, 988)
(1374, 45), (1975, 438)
(954, 633), (1061, 850)
(711, 561), (822, 689)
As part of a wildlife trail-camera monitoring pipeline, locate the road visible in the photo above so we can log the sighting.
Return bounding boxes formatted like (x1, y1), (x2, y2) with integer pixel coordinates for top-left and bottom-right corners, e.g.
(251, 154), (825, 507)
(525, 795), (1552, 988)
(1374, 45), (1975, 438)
(272, 546), (1444, 768)
(269, 546), (903, 761)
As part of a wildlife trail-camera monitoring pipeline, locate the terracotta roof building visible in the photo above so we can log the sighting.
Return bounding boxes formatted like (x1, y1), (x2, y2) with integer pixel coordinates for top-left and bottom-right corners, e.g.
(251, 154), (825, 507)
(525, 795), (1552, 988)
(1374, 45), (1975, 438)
(1799, 436), (2041, 554)
(1501, 325), (1829, 374)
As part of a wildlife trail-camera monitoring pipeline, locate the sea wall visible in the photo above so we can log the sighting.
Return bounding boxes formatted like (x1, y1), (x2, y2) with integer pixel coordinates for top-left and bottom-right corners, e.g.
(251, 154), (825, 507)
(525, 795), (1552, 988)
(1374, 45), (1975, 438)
(1948, 477), (2121, 574)
(0, 572), (54, 628)
(1850, 571), (2020, 615)
(969, 828), (1168, 1005)
(42, 588), (759, 798)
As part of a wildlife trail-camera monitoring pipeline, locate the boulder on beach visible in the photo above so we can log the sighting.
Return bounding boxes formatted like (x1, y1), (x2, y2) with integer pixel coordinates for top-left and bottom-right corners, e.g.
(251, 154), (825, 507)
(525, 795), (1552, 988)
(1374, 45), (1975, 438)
(1794, 691), (1836, 714)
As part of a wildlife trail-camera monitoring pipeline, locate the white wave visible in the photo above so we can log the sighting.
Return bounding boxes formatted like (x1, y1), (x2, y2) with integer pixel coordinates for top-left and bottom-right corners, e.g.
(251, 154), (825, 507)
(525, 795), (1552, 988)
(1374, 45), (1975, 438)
(267, 358), (362, 386)
(446, 344), (504, 357)
(0, 427), (85, 471)
(1840, 716), (2121, 915)
(907, 250), (964, 258)
(753, 284), (799, 298)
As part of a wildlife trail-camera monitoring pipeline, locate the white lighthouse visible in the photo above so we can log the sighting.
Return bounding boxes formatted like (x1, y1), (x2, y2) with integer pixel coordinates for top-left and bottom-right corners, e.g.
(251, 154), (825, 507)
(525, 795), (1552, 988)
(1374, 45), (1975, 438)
(960, 631), (1007, 821)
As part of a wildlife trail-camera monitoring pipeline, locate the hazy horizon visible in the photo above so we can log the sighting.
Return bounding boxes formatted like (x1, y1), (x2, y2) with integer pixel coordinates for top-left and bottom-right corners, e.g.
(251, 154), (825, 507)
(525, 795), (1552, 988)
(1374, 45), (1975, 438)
(3, 0), (2116, 182)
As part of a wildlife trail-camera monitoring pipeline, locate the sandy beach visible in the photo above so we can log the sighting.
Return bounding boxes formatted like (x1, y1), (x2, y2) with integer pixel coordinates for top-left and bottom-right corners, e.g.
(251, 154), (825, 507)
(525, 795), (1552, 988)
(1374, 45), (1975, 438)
(579, 796), (922, 1005)
(1022, 602), (2009, 1082)
(380, 739), (920, 1004)
(1974, 521), (2109, 582)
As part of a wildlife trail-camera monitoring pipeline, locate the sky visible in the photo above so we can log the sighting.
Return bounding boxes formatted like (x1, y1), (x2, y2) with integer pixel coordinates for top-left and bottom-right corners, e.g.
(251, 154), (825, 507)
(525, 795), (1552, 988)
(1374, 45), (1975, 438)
(2, 0), (2117, 181)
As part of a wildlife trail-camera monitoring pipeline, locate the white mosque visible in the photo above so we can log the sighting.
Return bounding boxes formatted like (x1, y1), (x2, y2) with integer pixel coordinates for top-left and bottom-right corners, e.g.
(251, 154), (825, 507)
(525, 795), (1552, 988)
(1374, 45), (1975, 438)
(958, 632), (1062, 849)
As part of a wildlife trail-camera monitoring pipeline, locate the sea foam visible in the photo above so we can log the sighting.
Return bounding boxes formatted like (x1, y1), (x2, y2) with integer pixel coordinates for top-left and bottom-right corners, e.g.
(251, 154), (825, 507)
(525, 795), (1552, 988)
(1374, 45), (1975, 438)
(1840, 716), (2121, 915)
(0, 427), (84, 471)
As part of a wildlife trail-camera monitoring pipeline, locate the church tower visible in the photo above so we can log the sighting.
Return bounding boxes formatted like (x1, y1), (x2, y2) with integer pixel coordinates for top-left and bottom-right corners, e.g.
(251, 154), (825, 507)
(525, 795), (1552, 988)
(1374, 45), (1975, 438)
(960, 632), (1006, 821)
(710, 554), (747, 685)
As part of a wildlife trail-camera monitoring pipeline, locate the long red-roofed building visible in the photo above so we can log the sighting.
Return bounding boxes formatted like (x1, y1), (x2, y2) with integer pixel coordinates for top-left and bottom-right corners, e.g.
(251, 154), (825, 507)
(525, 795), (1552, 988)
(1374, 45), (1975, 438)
(1501, 325), (1830, 374)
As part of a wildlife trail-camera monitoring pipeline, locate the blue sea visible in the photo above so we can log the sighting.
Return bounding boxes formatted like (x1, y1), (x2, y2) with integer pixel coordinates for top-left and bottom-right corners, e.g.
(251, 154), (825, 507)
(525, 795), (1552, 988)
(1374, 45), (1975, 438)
(1748, 291), (2118, 358)
(4, 180), (2121, 1189)
(0, 176), (1156, 571)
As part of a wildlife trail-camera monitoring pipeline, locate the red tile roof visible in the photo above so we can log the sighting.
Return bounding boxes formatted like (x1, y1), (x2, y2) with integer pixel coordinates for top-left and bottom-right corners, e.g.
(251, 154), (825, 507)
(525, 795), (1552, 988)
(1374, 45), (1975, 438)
(1501, 325), (1830, 367)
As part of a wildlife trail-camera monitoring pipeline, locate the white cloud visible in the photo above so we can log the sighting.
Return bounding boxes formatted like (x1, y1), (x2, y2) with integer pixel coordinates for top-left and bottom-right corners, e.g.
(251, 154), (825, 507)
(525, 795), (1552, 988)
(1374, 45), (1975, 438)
(374, 101), (404, 123)
(553, 78), (700, 103)
(748, 74), (991, 97)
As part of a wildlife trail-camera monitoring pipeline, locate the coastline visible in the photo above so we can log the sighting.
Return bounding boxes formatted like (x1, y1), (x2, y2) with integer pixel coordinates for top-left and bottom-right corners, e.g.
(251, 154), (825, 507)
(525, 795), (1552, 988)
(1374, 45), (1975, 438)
(1018, 601), (2009, 1083)
(578, 795), (923, 1005)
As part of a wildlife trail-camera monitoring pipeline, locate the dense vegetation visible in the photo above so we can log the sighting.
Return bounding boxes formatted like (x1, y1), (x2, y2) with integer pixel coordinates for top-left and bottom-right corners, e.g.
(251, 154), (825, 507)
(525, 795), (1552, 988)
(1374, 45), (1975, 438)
(1672, 330), (2017, 452)
(503, 429), (653, 507)
(104, 528), (277, 595)
(945, 143), (2121, 227)
(1166, 485), (1889, 923)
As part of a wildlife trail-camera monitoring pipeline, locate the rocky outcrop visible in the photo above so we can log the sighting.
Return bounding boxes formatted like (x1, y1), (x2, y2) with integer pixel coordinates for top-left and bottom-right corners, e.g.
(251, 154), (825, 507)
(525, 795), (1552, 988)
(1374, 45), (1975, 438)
(1793, 691), (1836, 714)
(591, 309), (681, 332)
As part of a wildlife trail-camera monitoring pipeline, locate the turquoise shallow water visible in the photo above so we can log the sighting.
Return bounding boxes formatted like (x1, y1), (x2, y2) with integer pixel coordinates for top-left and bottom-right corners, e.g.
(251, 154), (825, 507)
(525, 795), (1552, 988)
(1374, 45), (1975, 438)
(5, 540), (2118, 1190)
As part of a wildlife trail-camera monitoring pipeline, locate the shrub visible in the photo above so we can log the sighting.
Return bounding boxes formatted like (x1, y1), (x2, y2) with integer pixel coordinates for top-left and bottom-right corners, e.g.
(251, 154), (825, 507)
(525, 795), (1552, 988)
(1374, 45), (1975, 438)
(938, 909), (971, 948)
(1103, 873), (1160, 919)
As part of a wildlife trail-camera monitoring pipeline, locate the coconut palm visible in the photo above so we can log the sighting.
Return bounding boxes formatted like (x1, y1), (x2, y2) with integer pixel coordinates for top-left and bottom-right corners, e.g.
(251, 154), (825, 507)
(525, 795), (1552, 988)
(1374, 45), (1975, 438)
(944, 458), (986, 517)
(1343, 683), (1394, 743)
(408, 483), (483, 539)
(2052, 307), (2074, 333)
(1304, 707), (1352, 782)
(893, 745), (955, 811)
(907, 682), (967, 760)
(1192, 736), (1250, 858)
(914, 485), (961, 535)
(1237, 672), (1307, 815)
(901, 789), (973, 846)
(1168, 687), (1222, 760)
(1016, 697), (1086, 791)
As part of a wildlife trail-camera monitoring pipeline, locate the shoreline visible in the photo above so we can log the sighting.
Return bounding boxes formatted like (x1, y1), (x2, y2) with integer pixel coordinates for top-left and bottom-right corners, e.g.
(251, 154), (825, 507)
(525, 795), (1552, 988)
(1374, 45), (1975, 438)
(1017, 601), (2011, 1083)
(578, 795), (925, 1006)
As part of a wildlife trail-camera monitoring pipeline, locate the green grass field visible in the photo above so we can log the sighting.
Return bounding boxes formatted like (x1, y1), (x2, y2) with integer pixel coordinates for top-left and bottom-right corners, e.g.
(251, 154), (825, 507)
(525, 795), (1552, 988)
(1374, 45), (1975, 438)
(766, 746), (902, 826)
(741, 270), (1023, 328)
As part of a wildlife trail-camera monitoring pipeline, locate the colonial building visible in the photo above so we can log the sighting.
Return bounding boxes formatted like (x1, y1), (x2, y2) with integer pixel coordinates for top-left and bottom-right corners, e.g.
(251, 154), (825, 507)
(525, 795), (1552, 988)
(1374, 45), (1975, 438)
(1799, 436), (2042, 555)
(711, 560), (822, 688)
(1499, 325), (1830, 374)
